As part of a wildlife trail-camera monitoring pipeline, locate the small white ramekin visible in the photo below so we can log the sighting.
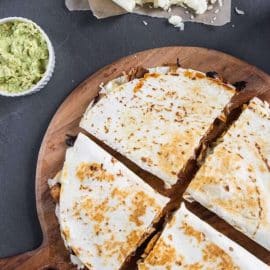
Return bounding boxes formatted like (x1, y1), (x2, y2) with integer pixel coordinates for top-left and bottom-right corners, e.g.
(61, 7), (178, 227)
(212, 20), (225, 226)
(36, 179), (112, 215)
(0, 17), (55, 97)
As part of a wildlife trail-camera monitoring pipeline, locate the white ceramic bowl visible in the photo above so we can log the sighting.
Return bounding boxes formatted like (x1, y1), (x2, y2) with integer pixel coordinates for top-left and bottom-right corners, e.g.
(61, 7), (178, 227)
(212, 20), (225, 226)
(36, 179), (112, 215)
(0, 17), (55, 97)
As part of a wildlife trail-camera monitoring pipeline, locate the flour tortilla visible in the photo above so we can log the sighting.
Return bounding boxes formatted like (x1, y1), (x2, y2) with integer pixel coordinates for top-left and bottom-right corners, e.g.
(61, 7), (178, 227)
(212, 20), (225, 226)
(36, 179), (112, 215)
(80, 67), (235, 188)
(138, 203), (269, 269)
(59, 133), (169, 270)
(184, 98), (270, 251)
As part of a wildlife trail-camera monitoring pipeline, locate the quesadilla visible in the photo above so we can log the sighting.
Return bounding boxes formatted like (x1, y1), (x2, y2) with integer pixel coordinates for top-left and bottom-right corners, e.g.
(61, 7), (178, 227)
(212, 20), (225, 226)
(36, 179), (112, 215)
(58, 133), (169, 270)
(80, 67), (236, 188)
(138, 203), (269, 269)
(184, 98), (270, 251)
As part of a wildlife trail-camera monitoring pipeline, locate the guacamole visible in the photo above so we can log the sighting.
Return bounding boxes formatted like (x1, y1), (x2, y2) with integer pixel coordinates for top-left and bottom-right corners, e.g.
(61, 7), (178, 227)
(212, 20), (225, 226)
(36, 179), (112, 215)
(0, 20), (49, 93)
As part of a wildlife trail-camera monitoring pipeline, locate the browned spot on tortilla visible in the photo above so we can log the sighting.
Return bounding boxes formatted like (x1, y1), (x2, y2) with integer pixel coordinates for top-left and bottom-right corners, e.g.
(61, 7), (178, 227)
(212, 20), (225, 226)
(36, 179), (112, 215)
(112, 188), (129, 201)
(62, 227), (70, 241)
(100, 235), (126, 262)
(183, 70), (205, 79)
(76, 162), (114, 182)
(209, 78), (235, 93)
(104, 125), (109, 133)
(195, 72), (205, 79)
(129, 191), (158, 226)
(168, 215), (176, 228)
(127, 230), (141, 247)
(95, 230), (142, 264)
(79, 198), (109, 223)
(255, 142), (270, 173)
(138, 264), (149, 270)
(184, 70), (194, 79)
(183, 263), (203, 270)
(144, 238), (177, 266)
(134, 80), (144, 93)
(144, 73), (160, 79)
(184, 69), (235, 94)
(141, 156), (153, 166)
(181, 222), (205, 243)
(202, 243), (240, 269)
(158, 133), (196, 179)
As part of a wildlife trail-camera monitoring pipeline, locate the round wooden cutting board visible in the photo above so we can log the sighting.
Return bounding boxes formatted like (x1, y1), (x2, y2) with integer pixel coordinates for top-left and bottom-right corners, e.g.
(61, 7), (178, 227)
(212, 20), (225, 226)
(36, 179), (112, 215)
(1, 47), (270, 270)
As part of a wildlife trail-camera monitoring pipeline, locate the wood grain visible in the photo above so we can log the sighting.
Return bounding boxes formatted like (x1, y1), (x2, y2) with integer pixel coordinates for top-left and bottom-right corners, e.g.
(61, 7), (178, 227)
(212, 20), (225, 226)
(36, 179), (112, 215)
(1, 47), (270, 270)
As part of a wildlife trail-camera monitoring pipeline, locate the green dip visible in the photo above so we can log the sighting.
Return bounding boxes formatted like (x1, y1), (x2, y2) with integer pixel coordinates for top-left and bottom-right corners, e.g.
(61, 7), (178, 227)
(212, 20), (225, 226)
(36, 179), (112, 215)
(0, 20), (49, 93)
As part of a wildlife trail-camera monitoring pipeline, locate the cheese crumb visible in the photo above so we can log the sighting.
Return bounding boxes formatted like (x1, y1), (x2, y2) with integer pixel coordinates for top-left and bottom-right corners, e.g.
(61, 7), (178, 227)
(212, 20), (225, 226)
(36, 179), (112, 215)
(235, 7), (245, 15)
(48, 178), (59, 188)
(168, 15), (185, 30)
(142, 20), (148, 25)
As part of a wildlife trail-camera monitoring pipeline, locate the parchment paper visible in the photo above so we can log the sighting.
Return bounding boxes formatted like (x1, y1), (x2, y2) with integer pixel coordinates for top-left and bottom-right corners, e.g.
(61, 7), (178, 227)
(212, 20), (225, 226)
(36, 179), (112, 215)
(66, 0), (231, 26)
(65, 0), (91, 10)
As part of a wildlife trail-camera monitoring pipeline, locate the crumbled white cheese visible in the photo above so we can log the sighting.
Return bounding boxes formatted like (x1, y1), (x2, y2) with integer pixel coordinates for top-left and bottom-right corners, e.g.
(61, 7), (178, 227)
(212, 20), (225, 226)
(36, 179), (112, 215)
(100, 75), (128, 94)
(235, 7), (245, 15)
(142, 20), (148, 25)
(168, 15), (185, 30)
(112, 0), (208, 14)
(47, 178), (59, 188)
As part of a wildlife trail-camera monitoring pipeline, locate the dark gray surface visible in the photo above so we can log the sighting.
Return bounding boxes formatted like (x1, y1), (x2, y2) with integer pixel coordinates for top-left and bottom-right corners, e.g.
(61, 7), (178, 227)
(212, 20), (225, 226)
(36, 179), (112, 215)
(0, 0), (269, 258)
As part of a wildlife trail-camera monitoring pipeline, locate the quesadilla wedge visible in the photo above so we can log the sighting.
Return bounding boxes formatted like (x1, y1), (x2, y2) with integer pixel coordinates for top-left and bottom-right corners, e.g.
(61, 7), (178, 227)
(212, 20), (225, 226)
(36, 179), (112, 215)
(80, 67), (236, 188)
(138, 203), (269, 270)
(58, 133), (169, 270)
(184, 98), (270, 251)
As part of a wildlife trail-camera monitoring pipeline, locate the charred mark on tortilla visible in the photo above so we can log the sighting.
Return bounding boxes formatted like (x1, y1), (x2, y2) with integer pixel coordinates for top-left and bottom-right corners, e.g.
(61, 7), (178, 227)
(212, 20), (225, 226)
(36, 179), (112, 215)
(206, 71), (219, 79)
(65, 134), (78, 147)
(233, 81), (247, 91)
(93, 93), (101, 106)
(127, 66), (149, 81)
(176, 58), (181, 67)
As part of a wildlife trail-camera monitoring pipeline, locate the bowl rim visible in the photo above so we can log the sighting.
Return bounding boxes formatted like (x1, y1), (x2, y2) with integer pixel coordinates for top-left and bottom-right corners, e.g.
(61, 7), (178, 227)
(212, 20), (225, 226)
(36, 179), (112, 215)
(0, 16), (55, 97)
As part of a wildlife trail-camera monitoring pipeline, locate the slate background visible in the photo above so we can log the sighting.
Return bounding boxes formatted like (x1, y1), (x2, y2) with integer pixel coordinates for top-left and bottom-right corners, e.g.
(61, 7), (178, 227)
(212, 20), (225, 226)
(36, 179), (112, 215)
(0, 0), (269, 258)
